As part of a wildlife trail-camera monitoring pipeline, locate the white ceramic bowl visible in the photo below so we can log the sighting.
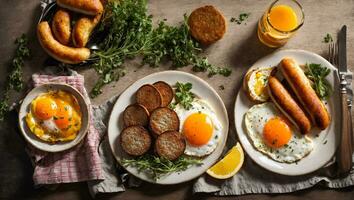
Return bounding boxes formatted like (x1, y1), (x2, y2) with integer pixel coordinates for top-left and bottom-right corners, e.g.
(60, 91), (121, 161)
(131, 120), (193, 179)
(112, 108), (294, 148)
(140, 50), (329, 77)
(18, 83), (90, 152)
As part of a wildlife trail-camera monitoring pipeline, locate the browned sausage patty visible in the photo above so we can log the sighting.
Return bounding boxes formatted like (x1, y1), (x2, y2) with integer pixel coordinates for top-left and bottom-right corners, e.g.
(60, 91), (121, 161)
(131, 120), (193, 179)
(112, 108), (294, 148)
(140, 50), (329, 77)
(155, 131), (186, 160)
(153, 81), (174, 107)
(123, 104), (150, 127)
(149, 107), (180, 136)
(120, 126), (151, 156)
(188, 5), (226, 45)
(136, 84), (162, 113)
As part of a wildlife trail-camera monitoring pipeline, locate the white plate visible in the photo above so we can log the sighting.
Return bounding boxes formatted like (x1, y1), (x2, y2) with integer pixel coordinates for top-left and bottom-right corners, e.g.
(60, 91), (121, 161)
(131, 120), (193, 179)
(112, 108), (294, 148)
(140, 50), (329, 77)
(234, 49), (340, 176)
(108, 71), (229, 184)
(18, 83), (90, 152)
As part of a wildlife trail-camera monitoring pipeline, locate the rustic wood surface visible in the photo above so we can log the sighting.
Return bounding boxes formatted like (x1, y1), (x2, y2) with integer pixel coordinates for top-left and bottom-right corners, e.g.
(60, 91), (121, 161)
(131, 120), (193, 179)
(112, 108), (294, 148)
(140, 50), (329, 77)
(0, 0), (353, 199)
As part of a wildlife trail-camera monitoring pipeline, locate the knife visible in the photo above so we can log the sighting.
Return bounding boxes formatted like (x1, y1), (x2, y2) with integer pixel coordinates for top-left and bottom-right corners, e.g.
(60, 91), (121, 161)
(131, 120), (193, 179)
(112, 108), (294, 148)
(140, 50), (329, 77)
(336, 25), (353, 176)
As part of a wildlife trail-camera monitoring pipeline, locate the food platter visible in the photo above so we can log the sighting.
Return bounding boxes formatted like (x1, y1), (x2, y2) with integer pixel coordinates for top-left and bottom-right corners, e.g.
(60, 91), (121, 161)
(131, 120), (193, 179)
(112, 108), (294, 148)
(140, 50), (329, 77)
(18, 83), (90, 152)
(108, 71), (229, 184)
(234, 49), (340, 176)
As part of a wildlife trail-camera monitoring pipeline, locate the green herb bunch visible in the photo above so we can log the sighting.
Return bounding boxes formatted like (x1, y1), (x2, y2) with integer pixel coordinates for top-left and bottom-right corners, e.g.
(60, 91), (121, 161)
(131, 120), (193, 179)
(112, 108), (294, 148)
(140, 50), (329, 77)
(304, 63), (332, 99)
(90, 0), (231, 98)
(0, 34), (30, 121)
(121, 154), (202, 180)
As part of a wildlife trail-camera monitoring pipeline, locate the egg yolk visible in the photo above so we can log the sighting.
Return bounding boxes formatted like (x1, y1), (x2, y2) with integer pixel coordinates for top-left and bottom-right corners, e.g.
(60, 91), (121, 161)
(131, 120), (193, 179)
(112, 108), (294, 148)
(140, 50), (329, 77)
(183, 113), (213, 146)
(263, 117), (291, 148)
(54, 99), (73, 130)
(34, 97), (57, 120)
(254, 72), (266, 96)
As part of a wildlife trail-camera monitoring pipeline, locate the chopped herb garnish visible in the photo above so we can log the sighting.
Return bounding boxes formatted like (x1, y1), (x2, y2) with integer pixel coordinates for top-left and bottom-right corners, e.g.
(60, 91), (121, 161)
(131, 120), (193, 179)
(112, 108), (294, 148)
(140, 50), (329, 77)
(231, 13), (250, 25)
(323, 33), (333, 43)
(53, 116), (58, 120)
(304, 63), (332, 99)
(121, 154), (201, 180)
(170, 82), (194, 110)
(323, 140), (328, 145)
(219, 85), (225, 90)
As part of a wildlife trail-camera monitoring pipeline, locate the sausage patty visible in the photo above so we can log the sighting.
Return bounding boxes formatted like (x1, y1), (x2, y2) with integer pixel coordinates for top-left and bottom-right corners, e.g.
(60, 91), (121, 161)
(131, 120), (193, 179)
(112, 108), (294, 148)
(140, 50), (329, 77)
(153, 81), (174, 107)
(120, 125), (152, 156)
(149, 107), (179, 136)
(123, 104), (149, 127)
(155, 131), (186, 160)
(136, 84), (162, 113)
(188, 5), (226, 45)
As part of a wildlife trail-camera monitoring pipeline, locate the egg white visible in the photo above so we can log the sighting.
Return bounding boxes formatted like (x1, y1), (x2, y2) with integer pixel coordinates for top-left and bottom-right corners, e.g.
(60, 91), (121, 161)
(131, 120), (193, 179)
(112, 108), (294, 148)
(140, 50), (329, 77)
(245, 102), (313, 163)
(174, 98), (223, 157)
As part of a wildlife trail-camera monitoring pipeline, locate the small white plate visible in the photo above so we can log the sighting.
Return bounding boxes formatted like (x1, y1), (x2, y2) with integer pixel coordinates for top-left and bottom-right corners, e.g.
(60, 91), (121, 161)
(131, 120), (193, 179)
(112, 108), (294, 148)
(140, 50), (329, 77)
(108, 71), (229, 184)
(234, 49), (340, 176)
(18, 83), (90, 152)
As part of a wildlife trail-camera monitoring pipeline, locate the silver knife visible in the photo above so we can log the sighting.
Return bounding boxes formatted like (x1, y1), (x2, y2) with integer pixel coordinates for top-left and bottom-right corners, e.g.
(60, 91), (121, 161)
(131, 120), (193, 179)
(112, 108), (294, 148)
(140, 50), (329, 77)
(337, 25), (353, 175)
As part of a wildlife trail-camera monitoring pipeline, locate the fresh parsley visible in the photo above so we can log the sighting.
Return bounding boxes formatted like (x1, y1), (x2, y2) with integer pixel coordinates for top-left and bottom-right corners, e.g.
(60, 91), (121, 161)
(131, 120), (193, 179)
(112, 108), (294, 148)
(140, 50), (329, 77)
(231, 13), (250, 25)
(121, 154), (201, 180)
(90, 0), (231, 98)
(304, 63), (332, 99)
(170, 82), (194, 110)
(0, 34), (31, 121)
(323, 33), (333, 43)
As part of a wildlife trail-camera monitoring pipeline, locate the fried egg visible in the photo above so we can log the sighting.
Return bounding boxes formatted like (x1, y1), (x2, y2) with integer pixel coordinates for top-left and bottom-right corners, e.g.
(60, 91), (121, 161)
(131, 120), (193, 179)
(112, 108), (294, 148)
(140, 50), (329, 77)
(26, 90), (82, 142)
(246, 67), (275, 102)
(174, 99), (223, 157)
(244, 102), (313, 163)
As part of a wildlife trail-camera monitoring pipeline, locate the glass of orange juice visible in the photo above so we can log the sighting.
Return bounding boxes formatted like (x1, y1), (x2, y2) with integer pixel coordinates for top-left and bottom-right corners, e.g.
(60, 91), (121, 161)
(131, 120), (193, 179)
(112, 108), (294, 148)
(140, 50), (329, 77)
(258, 0), (304, 48)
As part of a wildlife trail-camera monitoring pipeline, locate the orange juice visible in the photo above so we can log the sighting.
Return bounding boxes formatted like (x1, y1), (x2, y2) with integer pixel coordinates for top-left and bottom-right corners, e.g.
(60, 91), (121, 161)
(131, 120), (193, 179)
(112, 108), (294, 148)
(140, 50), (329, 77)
(269, 5), (298, 31)
(258, 0), (304, 48)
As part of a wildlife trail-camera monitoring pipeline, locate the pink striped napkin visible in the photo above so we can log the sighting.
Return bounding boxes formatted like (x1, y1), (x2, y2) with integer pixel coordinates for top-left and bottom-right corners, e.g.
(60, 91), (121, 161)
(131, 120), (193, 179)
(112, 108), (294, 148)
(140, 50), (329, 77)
(26, 73), (104, 185)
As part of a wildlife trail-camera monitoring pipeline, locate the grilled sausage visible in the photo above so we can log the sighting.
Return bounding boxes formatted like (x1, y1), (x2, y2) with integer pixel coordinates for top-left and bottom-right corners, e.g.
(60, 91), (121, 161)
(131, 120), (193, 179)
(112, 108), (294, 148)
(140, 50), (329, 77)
(57, 0), (103, 15)
(72, 13), (102, 48)
(267, 76), (312, 134)
(52, 9), (71, 45)
(120, 125), (151, 156)
(153, 81), (174, 107)
(279, 58), (330, 130)
(37, 21), (90, 64)
(136, 84), (162, 113)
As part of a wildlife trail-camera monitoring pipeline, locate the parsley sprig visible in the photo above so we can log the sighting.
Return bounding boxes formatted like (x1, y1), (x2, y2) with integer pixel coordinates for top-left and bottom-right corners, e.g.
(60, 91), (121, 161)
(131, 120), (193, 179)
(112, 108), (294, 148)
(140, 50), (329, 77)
(170, 82), (195, 110)
(90, 0), (231, 98)
(121, 154), (201, 180)
(0, 34), (30, 121)
(304, 63), (332, 99)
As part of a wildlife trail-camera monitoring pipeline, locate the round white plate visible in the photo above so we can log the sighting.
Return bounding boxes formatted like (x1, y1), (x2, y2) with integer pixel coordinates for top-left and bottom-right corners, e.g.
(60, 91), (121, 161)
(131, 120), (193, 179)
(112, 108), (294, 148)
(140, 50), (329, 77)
(234, 49), (340, 176)
(18, 83), (90, 152)
(108, 71), (229, 184)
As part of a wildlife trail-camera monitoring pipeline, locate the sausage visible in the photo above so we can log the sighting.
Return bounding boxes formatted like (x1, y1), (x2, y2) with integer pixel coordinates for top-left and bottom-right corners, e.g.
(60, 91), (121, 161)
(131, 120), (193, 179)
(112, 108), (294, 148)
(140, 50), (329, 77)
(51, 9), (71, 45)
(279, 58), (330, 130)
(72, 13), (102, 47)
(56, 0), (103, 15)
(37, 21), (91, 64)
(267, 76), (312, 134)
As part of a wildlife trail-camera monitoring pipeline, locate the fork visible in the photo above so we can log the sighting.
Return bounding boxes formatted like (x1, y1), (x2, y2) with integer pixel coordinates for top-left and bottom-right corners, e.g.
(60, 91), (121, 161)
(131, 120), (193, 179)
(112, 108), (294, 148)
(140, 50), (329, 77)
(328, 42), (353, 175)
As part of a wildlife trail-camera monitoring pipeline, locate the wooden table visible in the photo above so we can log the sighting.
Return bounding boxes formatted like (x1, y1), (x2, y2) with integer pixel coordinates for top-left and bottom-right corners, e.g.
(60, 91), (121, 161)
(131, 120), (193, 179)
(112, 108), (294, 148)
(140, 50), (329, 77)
(0, 0), (353, 199)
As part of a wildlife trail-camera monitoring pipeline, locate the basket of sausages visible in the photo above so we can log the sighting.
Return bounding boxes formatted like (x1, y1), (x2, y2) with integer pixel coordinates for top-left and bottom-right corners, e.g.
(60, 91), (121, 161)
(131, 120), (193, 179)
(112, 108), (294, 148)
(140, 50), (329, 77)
(37, 0), (104, 64)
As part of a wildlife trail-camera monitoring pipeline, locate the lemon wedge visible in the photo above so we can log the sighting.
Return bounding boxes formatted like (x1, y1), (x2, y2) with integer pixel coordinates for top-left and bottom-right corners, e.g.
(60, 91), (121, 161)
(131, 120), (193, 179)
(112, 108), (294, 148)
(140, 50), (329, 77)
(206, 142), (244, 179)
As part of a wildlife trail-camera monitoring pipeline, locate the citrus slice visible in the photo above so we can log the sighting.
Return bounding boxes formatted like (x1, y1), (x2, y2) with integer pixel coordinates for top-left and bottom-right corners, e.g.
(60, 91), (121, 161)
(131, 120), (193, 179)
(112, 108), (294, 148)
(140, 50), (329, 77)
(206, 142), (244, 179)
